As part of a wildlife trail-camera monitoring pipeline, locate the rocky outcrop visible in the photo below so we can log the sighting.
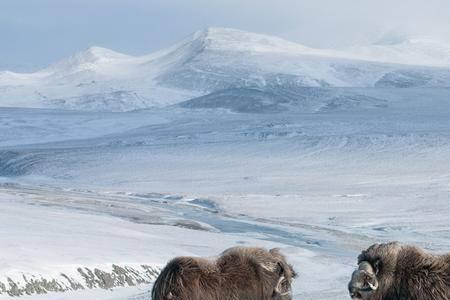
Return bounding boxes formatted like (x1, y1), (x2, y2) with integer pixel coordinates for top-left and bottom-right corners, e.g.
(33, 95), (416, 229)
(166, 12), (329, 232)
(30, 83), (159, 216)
(0, 264), (160, 297)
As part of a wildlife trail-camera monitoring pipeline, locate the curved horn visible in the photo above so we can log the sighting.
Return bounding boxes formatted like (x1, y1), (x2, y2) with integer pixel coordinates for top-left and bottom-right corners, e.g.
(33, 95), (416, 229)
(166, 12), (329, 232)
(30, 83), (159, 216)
(351, 262), (379, 292)
(368, 280), (379, 291)
(274, 276), (291, 296)
(260, 262), (278, 272)
(358, 261), (375, 275)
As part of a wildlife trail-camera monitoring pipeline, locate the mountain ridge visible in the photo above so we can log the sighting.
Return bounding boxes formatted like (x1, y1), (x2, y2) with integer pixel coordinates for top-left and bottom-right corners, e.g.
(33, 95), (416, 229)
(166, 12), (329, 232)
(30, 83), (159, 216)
(1, 27), (450, 112)
(4, 27), (450, 76)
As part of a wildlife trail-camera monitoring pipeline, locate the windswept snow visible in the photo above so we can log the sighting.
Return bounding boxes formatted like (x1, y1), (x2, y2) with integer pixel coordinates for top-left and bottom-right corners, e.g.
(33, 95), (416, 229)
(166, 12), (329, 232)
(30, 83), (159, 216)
(190, 27), (319, 54)
(347, 38), (450, 67)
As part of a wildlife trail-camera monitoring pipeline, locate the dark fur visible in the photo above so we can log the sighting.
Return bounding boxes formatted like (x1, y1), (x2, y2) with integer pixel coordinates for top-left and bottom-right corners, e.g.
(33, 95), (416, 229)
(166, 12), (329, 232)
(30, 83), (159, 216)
(354, 242), (450, 300)
(151, 247), (296, 300)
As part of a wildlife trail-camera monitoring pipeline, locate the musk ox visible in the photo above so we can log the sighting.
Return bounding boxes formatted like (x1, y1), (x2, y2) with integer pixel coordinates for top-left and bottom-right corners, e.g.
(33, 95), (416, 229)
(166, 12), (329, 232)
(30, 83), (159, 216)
(348, 242), (450, 300)
(151, 246), (297, 300)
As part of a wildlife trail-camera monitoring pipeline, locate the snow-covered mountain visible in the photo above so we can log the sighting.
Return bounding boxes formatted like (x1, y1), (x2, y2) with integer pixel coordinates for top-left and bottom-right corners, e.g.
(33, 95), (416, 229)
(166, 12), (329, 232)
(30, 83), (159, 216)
(1, 27), (450, 111)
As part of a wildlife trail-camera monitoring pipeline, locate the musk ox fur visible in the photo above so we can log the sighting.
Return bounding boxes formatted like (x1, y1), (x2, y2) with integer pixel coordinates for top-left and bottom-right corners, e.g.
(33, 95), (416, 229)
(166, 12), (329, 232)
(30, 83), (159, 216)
(348, 242), (450, 300)
(151, 246), (297, 300)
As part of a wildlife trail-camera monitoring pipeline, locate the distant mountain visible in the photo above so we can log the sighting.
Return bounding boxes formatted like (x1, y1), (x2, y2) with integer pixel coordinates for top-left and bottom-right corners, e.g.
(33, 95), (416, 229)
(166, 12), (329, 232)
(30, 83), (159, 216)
(1, 27), (450, 112)
(347, 38), (450, 67)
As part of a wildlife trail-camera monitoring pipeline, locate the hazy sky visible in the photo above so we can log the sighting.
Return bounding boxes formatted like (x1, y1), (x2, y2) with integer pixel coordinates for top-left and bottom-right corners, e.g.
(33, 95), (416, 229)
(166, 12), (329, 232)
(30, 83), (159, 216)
(2, 0), (450, 71)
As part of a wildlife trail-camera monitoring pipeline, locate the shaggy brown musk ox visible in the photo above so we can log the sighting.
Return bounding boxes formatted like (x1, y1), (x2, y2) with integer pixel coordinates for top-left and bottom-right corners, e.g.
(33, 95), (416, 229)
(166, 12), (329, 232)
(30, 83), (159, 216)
(151, 247), (297, 300)
(348, 242), (450, 300)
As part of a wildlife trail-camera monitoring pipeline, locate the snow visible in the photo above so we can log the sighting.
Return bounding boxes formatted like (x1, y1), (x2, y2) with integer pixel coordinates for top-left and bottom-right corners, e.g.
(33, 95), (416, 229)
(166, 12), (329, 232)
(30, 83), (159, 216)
(192, 27), (318, 54)
(2, 86), (450, 298)
(1, 27), (450, 299)
(347, 38), (450, 67)
(0, 184), (323, 299)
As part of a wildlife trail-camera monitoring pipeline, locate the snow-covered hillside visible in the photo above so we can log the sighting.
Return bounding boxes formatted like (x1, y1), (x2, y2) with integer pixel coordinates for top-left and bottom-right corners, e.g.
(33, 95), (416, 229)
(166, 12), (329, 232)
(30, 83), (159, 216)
(1, 27), (450, 112)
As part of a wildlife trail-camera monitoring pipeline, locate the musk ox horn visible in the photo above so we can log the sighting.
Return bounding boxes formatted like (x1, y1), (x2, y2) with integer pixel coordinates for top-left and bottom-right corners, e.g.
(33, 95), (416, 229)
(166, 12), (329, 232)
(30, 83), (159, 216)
(349, 261), (379, 299)
(358, 261), (378, 290)
(274, 276), (291, 296)
(358, 261), (375, 274)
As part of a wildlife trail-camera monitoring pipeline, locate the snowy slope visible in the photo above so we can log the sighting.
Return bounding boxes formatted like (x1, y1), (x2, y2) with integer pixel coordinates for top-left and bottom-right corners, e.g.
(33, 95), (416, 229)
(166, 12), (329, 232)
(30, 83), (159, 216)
(2, 87), (450, 298)
(1, 28), (450, 111)
(348, 37), (450, 67)
(0, 185), (277, 297)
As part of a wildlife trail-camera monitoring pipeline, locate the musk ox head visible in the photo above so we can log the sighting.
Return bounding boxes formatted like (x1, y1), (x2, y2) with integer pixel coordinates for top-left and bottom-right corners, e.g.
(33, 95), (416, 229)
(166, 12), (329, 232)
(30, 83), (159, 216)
(261, 248), (297, 300)
(348, 261), (379, 299)
(272, 275), (293, 300)
(348, 242), (402, 299)
(271, 261), (296, 300)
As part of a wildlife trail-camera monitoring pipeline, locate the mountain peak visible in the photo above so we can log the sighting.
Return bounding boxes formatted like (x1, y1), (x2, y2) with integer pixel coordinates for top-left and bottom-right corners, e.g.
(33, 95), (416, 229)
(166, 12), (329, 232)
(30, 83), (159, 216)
(190, 27), (312, 54)
(65, 46), (129, 65)
(44, 46), (130, 75)
(81, 46), (129, 60)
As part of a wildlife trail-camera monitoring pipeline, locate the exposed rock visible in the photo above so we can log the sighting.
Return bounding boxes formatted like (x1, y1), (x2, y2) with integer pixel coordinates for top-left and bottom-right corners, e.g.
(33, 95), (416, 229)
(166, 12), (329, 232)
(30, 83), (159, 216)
(0, 264), (160, 297)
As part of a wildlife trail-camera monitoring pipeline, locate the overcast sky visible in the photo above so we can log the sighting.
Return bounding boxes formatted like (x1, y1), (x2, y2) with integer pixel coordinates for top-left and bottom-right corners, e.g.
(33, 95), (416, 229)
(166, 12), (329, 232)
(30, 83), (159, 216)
(2, 0), (450, 71)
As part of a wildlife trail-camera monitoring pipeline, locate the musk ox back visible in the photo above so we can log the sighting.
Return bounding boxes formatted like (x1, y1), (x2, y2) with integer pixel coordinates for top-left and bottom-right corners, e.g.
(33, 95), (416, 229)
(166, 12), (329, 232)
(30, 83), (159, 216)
(348, 242), (450, 300)
(151, 247), (296, 300)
